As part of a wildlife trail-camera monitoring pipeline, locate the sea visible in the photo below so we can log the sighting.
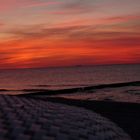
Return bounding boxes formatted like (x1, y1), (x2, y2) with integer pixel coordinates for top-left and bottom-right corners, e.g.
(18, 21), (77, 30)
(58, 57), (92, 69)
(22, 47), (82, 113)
(0, 64), (140, 103)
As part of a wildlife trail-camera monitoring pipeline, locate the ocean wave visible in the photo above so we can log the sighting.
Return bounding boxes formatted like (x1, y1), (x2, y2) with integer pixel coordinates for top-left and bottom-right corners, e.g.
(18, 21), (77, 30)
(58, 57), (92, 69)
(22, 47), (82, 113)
(17, 81), (140, 96)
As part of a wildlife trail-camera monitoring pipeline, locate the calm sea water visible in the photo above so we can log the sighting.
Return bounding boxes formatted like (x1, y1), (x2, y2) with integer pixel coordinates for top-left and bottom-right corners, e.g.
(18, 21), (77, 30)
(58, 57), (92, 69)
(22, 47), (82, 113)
(0, 64), (140, 96)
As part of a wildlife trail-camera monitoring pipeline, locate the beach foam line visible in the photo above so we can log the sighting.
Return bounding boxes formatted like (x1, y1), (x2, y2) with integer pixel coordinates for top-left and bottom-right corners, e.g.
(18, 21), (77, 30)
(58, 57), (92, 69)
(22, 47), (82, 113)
(0, 94), (131, 140)
(17, 81), (140, 96)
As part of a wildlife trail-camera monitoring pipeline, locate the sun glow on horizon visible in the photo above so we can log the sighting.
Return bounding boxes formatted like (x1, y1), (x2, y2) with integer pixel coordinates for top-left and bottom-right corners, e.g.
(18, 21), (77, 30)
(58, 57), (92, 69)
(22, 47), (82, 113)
(0, 0), (140, 69)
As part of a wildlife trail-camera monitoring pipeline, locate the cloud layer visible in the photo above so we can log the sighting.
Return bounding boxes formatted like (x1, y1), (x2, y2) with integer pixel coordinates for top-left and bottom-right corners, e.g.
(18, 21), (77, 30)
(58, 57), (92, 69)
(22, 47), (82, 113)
(0, 0), (140, 68)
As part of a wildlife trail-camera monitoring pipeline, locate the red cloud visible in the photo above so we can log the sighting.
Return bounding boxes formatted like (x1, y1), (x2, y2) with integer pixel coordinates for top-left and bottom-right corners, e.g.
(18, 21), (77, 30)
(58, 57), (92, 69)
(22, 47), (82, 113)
(0, 23), (4, 26)
(103, 15), (140, 23)
(0, 33), (139, 69)
(0, 0), (22, 11)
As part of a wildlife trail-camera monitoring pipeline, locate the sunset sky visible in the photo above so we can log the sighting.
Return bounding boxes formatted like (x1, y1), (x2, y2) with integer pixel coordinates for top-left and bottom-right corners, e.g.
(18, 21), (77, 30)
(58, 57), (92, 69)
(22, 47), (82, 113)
(0, 0), (140, 69)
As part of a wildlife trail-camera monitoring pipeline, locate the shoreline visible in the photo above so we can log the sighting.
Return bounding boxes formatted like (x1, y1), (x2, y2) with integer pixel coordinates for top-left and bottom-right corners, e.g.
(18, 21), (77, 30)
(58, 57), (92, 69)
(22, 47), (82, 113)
(1, 79), (140, 139)
(16, 81), (140, 96)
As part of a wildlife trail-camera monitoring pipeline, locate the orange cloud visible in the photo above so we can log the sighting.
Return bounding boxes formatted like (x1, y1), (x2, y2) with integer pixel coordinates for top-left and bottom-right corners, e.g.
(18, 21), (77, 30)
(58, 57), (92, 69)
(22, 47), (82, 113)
(0, 0), (140, 69)
(0, 35), (139, 69)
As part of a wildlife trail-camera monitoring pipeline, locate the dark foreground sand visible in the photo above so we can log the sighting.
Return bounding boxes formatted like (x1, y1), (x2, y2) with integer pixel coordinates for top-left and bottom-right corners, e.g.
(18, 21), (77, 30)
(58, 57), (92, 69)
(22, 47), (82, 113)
(15, 81), (140, 140)
(0, 94), (132, 140)
(46, 97), (140, 140)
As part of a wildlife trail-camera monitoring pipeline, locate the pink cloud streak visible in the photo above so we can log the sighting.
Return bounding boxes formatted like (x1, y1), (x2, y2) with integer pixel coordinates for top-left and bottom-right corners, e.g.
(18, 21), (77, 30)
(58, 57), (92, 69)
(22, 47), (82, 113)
(25, 1), (62, 8)
(0, 0), (61, 12)
(103, 15), (140, 23)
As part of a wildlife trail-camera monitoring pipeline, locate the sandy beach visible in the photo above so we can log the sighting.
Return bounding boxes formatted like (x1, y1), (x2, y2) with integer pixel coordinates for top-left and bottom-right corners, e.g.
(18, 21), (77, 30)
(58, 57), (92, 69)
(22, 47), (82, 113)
(12, 80), (140, 140)
(0, 94), (133, 140)
(46, 97), (140, 140)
